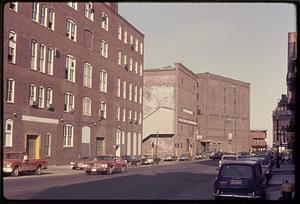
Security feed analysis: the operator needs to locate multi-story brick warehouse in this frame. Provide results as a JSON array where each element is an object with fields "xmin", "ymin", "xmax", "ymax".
[
  {"xmin": 249, "ymin": 130, "xmax": 267, "ymax": 153},
  {"xmin": 143, "ymin": 63, "xmax": 250, "ymax": 156},
  {"xmin": 3, "ymin": 2, "xmax": 144, "ymax": 164}
]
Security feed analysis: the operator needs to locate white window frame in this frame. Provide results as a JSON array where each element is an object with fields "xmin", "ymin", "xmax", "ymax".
[
  {"xmin": 48, "ymin": 10, "xmax": 55, "ymax": 30},
  {"xmin": 118, "ymin": 25, "xmax": 122, "ymax": 40},
  {"xmin": 139, "ymin": 64, "xmax": 143, "ymax": 76},
  {"xmin": 67, "ymin": 2, "xmax": 77, "ymax": 10},
  {"xmin": 123, "ymin": 54, "xmax": 127, "ymax": 66},
  {"xmin": 83, "ymin": 97, "xmax": 92, "ymax": 116},
  {"xmin": 8, "ymin": 31, "xmax": 16, "ymax": 64},
  {"xmin": 29, "ymin": 84, "xmax": 37, "ymax": 105},
  {"xmin": 40, "ymin": 5, "xmax": 47, "ymax": 27},
  {"xmin": 135, "ymin": 39, "xmax": 139, "ymax": 52},
  {"xmin": 47, "ymin": 47, "xmax": 54, "ymax": 75},
  {"xmin": 123, "ymin": 108, "xmax": 126, "ymax": 122},
  {"xmin": 6, "ymin": 78, "xmax": 15, "ymax": 103},
  {"xmin": 45, "ymin": 133, "xmax": 51, "ymax": 157},
  {"xmin": 83, "ymin": 63, "xmax": 92, "ymax": 88},
  {"xmin": 130, "ymin": 35, "xmax": 133, "ymax": 45},
  {"xmin": 139, "ymin": 112, "xmax": 142, "ymax": 124},
  {"xmin": 99, "ymin": 70, "xmax": 107, "ymax": 93},
  {"xmin": 101, "ymin": 40, "xmax": 108, "ymax": 58},
  {"xmin": 134, "ymin": 111, "xmax": 137, "ymax": 123},
  {"xmin": 124, "ymin": 29, "xmax": 127, "ymax": 44},
  {"xmin": 100, "ymin": 100, "xmax": 107, "ymax": 119},
  {"xmin": 32, "ymin": 2, "xmax": 39, "ymax": 22},
  {"xmin": 134, "ymin": 85, "xmax": 138, "ymax": 103},
  {"xmin": 39, "ymin": 44, "xmax": 46, "ymax": 73},
  {"xmin": 65, "ymin": 55, "xmax": 76, "ymax": 82},
  {"xmin": 64, "ymin": 92, "xmax": 75, "ymax": 112},
  {"xmin": 129, "ymin": 58, "xmax": 133, "ymax": 71},
  {"xmin": 122, "ymin": 80, "xmax": 126, "ymax": 99},
  {"xmin": 135, "ymin": 61, "xmax": 138, "ymax": 74},
  {"xmin": 38, "ymin": 86, "xmax": 45, "ymax": 108},
  {"xmin": 117, "ymin": 77, "xmax": 121, "ymax": 97},
  {"xmin": 5, "ymin": 119, "xmax": 13, "ymax": 147},
  {"xmin": 118, "ymin": 51, "xmax": 122, "ymax": 65},
  {"xmin": 63, "ymin": 124, "xmax": 74, "ymax": 147},
  {"xmin": 85, "ymin": 2, "xmax": 94, "ymax": 21},
  {"xmin": 139, "ymin": 87, "xmax": 142, "ymax": 104},
  {"xmin": 129, "ymin": 83, "xmax": 132, "ymax": 101},
  {"xmin": 46, "ymin": 88, "xmax": 53, "ymax": 108},
  {"xmin": 30, "ymin": 40, "xmax": 38, "ymax": 70},
  {"xmin": 140, "ymin": 42, "xmax": 143, "ymax": 55},
  {"xmin": 101, "ymin": 12, "xmax": 109, "ymax": 31},
  {"xmin": 9, "ymin": 2, "xmax": 18, "ymax": 12},
  {"xmin": 128, "ymin": 109, "xmax": 132, "ymax": 123},
  {"xmin": 66, "ymin": 19, "xmax": 77, "ymax": 42},
  {"xmin": 117, "ymin": 106, "xmax": 121, "ymax": 121}
]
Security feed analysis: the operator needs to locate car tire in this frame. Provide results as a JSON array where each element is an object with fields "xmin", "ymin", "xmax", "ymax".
[
  {"xmin": 35, "ymin": 166, "xmax": 43, "ymax": 175},
  {"xmin": 11, "ymin": 166, "xmax": 19, "ymax": 177}
]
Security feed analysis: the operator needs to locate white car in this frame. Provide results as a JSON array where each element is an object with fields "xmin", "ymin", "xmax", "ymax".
[{"xmin": 218, "ymin": 155, "xmax": 239, "ymax": 167}]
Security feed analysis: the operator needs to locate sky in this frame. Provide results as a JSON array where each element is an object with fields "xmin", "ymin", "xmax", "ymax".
[{"xmin": 119, "ymin": 2, "xmax": 297, "ymax": 147}]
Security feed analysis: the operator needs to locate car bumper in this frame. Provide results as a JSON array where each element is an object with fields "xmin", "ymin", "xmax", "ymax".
[
  {"xmin": 86, "ymin": 167, "xmax": 108, "ymax": 173},
  {"xmin": 3, "ymin": 167, "xmax": 13, "ymax": 173},
  {"xmin": 213, "ymin": 192, "xmax": 262, "ymax": 199}
]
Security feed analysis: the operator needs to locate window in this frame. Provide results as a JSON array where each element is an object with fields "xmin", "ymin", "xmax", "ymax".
[
  {"xmin": 140, "ymin": 42, "xmax": 143, "ymax": 55},
  {"xmin": 118, "ymin": 25, "xmax": 122, "ymax": 40},
  {"xmin": 117, "ymin": 77, "xmax": 121, "ymax": 97},
  {"xmin": 101, "ymin": 40, "xmax": 108, "ymax": 58},
  {"xmin": 5, "ymin": 119, "xmax": 13, "ymax": 147},
  {"xmin": 139, "ymin": 87, "xmax": 142, "ymax": 104},
  {"xmin": 83, "ymin": 63, "xmax": 92, "ymax": 88},
  {"xmin": 47, "ymin": 47, "xmax": 54, "ymax": 75},
  {"xmin": 118, "ymin": 51, "xmax": 121, "ymax": 65},
  {"xmin": 123, "ymin": 54, "xmax": 127, "ymax": 66},
  {"xmin": 38, "ymin": 86, "xmax": 45, "ymax": 108},
  {"xmin": 139, "ymin": 64, "xmax": 143, "ymax": 76},
  {"xmin": 100, "ymin": 101, "xmax": 107, "ymax": 119},
  {"xmin": 40, "ymin": 5, "xmax": 47, "ymax": 26},
  {"xmin": 8, "ymin": 31, "xmax": 16, "ymax": 64},
  {"xmin": 134, "ymin": 85, "xmax": 138, "ymax": 103},
  {"xmin": 101, "ymin": 12, "xmax": 108, "ymax": 31},
  {"xmin": 122, "ymin": 80, "xmax": 126, "ymax": 99},
  {"xmin": 32, "ymin": 3, "xmax": 39, "ymax": 22},
  {"xmin": 130, "ymin": 35, "xmax": 133, "ymax": 45},
  {"xmin": 128, "ymin": 109, "xmax": 132, "ymax": 123},
  {"xmin": 134, "ymin": 111, "xmax": 137, "ymax": 123},
  {"xmin": 85, "ymin": 2, "xmax": 94, "ymax": 21},
  {"xmin": 123, "ymin": 108, "xmax": 126, "ymax": 122},
  {"xmin": 64, "ymin": 92, "xmax": 75, "ymax": 112},
  {"xmin": 30, "ymin": 40, "xmax": 38, "ymax": 70},
  {"xmin": 139, "ymin": 112, "xmax": 142, "ymax": 124},
  {"xmin": 6, "ymin": 78, "xmax": 15, "ymax": 103},
  {"xmin": 129, "ymin": 58, "xmax": 133, "ymax": 71},
  {"xmin": 48, "ymin": 10, "xmax": 55, "ymax": 30},
  {"xmin": 135, "ymin": 61, "xmax": 138, "ymax": 74},
  {"xmin": 129, "ymin": 83, "xmax": 132, "ymax": 101},
  {"xmin": 65, "ymin": 55, "xmax": 76, "ymax": 82},
  {"xmin": 135, "ymin": 39, "xmax": 139, "ymax": 52},
  {"xmin": 39, "ymin": 44, "xmax": 46, "ymax": 73},
  {"xmin": 9, "ymin": 2, "xmax": 18, "ymax": 12},
  {"xmin": 67, "ymin": 2, "xmax": 77, "ymax": 10},
  {"xmin": 45, "ymin": 133, "xmax": 51, "ymax": 157},
  {"xmin": 83, "ymin": 97, "xmax": 92, "ymax": 116},
  {"xmin": 63, "ymin": 124, "xmax": 73, "ymax": 147},
  {"xmin": 99, "ymin": 70, "xmax": 107, "ymax": 93},
  {"xmin": 84, "ymin": 29, "xmax": 93, "ymax": 49},
  {"xmin": 66, "ymin": 20, "xmax": 77, "ymax": 41},
  {"xmin": 29, "ymin": 84, "xmax": 37, "ymax": 105},
  {"xmin": 124, "ymin": 29, "xmax": 127, "ymax": 44},
  {"xmin": 46, "ymin": 88, "xmax": 53, "ymax": 108},
  {"xmin": 117, "ymin": 107, "xmax": 120, "ymax": 121}
]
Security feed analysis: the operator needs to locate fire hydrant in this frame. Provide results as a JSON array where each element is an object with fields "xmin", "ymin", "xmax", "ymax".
[{"xmin": 280, "ymin": 180, "xmax": 293, "ymax": 200}]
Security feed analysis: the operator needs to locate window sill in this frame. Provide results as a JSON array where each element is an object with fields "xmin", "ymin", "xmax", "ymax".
[{"xmin": 6, "ymin": 101, "xmax": 15, "ymax": 104}]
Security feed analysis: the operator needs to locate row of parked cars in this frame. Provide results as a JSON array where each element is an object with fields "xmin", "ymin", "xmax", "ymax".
[{"xmin": 213, "ymin": 153, "xmax": 275, "ymax": 200}]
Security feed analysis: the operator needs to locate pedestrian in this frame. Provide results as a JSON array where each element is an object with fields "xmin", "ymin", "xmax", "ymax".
[{"xmin": 280, "ymin": 154, "xmax": 284, "ymax": 164}]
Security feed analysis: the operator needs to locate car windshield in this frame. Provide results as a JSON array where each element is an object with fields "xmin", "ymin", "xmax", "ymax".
[
  {"xmin": 95, "ymin": 156, "xmax": 113, "ymax": 161},
  {"xmin": 223, "ymin": 156, "xmax": 237, "ymax": 160},
  {"xmin": 4, "ymin": 152, "xmax": 24, "ymax": 160},
  {"xmin": 221, "ymin": 165, "xmax": 253, "ymax": 178}
]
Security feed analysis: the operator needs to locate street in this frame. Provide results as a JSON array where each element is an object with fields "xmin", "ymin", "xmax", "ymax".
[{"xmin": 4, "ymin": 159, "xmax": 218, "ymax": 200}]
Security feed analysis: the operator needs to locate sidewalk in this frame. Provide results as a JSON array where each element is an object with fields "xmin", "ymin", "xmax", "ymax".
[{"xmin": 266, "ymin": 161, "xmax": 295, "ymax": 200}]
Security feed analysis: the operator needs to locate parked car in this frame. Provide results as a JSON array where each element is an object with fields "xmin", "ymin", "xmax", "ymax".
[
  {"xmin": 121, "ymin": 155, "xmax": 141, "ymax": 166},
  {"xmin": 214, "ymin": 160, "xmax": 267, "ymax": 200},
  {"xmin": 140, "ymin": 155, "xmax": 161, "ymax": 165},
  {"xmin": 209, "ymin": 152, "xmax": 224, "ymax": 160},
  {"xmin": 218, "ymin": 154, "xmax": 239, "ymax": 167},
  {"xmin": 70, "ymin": 156, "xmax": 93, "ymax": 170},
  {"xmin": 194, "ymin": 153, "xmax": 206, "ymax": 160},
  {"xmin": 84, "ymin": 155, "xmax": 127, "ymax": 175},
  {"xmin": 162, "ymin": 154, "xmax": 177, "ymax": 162},
  {"xmin": 3, "ymin": 151, "xmax": 48, "ymax": 176},
  {"xmin": 178, "ymin": 153, "xmax": 191, "ymax": 161}
]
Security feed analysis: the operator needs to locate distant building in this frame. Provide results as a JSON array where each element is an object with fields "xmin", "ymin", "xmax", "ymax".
[
  {"xmin": 272, "ymin": 94, "xmax": 293, "ymax": 152},
  {"xmin": 250, "ymin": 130, "xmax": 267, "ymax": 152},
  {"xmin": 3, "ymin": 2, "xmax": 144, "ymax": 164},
  {"xmin": 143, "ymin": 63, "xmax": 251, "ymax": 156}
]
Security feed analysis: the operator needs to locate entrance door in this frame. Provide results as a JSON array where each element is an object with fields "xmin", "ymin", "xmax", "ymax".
[
  {"xmin": 81, "ymin": 126, "xmax": 91, "ymax": 157},
  {"xmin": 96, "ymin": 137, "xmax": 104, "ymax": 156},
  {"xmin": 26, "ymin": 135, "xmax": 40, "ymax": 159}
]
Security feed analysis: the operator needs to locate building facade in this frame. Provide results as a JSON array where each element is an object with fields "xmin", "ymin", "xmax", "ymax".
[
  {"xmin": 3, "ymin": 2, "xmax": 144, "ymax": 164},
  {"xmin": 249, "ymin": 130, "xmax": 267, "ymax": 152},
  {"xmin": 143, "ymin": 63, "xmax": 251, "ymax": 156}
]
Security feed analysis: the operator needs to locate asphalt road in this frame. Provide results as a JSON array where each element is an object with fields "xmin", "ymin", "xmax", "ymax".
[{"xmin": 3, "ymin": 159, "xmax": 219, "ymax": 200}]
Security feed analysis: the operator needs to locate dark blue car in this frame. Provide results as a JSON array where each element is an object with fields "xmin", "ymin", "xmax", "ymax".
[{"xmin": 214, "ymin": 160, "xmax": 267, "ymax": 200}]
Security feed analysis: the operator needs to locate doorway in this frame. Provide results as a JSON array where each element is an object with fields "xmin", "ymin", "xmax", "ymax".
[
  {"xmin": 26, "ymin": 135, "xmax": 40, "ymax": 159},
  {"xmin": 96, "ymin": 137, "xmax": 105, "ymax": 156}
]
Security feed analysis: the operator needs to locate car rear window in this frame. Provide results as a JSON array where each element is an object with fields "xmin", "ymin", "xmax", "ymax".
[{"xmin": 221, "ymin": 165, "xmax": 253, "ymax": 178}]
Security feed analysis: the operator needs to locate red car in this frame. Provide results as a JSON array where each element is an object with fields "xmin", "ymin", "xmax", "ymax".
[
  {"xmin": 3, "ymin": 151, "xmax": 48, "ymax": 176},
  {"xmin": 84, "ymin": 155, "xmax": 127, "ymax": 175}
]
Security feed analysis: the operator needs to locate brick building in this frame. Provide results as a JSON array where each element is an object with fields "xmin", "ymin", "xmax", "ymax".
[
  {"xmin": 249, "ymin": 130, "xmax": 267, "ymax": 152},
  {"xmin": 3, "ymin": 2, "xmax": 144, "ymax": 164},
  {"xmin": 143, "ymin": 63, "xmax": 251, "ymax": 156}
]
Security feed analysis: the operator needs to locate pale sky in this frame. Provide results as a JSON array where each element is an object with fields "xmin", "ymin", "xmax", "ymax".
[{"xmin": 119, "ymin": 3, "xmax": 297, "ymax": 147}]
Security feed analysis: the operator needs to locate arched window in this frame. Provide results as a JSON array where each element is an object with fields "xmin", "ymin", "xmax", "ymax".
[
  {"xmin": 5, "ymin": 119, "xmax": 13, "ymax": 147},
  {"xmin": 65, "ymin": 55, "xmax": 76, "ymax": 82},
  {"xmin": 83, "ymin": 63, "xmax": 92, "ymax": 88},
  {"xmin": 63, "ymin": 124, "xmax": 74, "ymax": 147},
  {"xmin": 82, "ymin": 97, "xmax": 91, "ymax": 116},
  {"xmin": 84, "ymin": 29, "xmax": 93, "ymax": 49},
  {"xmin": 6, "ymin": 78, "xmax": 15, "ymax": 103}
]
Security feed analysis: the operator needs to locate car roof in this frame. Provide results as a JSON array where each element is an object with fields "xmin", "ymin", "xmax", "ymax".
[
  {"xmin": 221, "ymin": 160, "xmax": 259, "ymax": 166},
  {"xmin": 222, "ymin": 154, "xmax": 238, "ymax": 157}
]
